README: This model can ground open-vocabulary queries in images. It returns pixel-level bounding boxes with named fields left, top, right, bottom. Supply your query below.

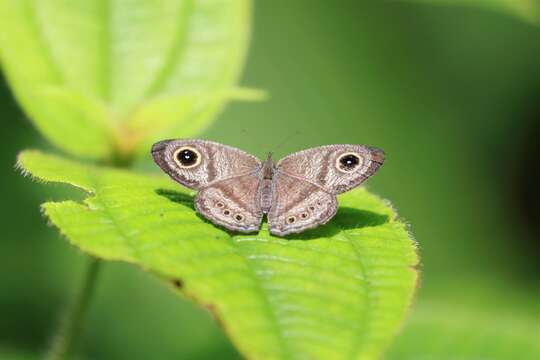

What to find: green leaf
left=403, top=0, right=540, bottom=25
left=18, top=150, right=419, bottom=360
left=0, top=0, right=251, bottom=160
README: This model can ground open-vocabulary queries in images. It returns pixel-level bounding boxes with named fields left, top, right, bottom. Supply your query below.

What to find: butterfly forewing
left=275, top=144, right=384, bottom=194
left=151, top=139, right=262, bottom=190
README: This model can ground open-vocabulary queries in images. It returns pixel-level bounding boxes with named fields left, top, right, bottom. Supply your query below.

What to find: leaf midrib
left=27, top=2, right=63, bottom=85
left=143, top=0, right=195, bottom=99
left=98, top=0, right=111, bottom=101
left=232, top=234, right=293, bottom=359
left=85, top=171, right=139, bottom=259
left=340, top=228, right=372, bottom=360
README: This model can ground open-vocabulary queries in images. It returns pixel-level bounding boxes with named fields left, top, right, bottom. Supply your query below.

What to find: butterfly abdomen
left=259, top=179, right=273, bottom=213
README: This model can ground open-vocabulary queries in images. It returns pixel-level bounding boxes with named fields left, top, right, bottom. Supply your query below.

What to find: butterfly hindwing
left=268, top=171, right=337, bottom=236
left=195, top=174, right=263, bottom=233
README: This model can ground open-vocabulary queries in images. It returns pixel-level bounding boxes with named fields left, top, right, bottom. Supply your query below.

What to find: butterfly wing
left=195, top=174, right=263, bottom=233
left=268, top=172, right=337, bottom=236
left=151, top=139, right=262, bottom=190
left=275, top=144, right=384, bottom=194
left=268, top=144, right=384, bottom=236
left=152, top=139, right=264, bottom=232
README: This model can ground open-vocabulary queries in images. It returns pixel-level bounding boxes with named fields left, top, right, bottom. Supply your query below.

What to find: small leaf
left=402, top=0, right=540, bottom=25
left=18, top=150, right=419, bottom=360
left=0, top=0, right=251, bottom=160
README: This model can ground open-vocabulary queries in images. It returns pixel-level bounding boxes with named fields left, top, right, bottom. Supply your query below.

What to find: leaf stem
left=46, top=257, right=102, bottom=360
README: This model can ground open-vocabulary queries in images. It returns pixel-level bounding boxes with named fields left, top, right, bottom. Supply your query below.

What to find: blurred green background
left=1, top=1, right=539, bottom=359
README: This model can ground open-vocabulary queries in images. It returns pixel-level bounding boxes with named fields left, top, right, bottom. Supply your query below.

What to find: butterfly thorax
left=260, top=152, right=274, bottom=213
left=262, top=152, right=274, bottom=179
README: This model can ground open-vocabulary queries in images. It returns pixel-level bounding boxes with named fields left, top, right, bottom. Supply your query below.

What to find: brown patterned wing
left=151, top=139, right=262, bottom=190
left=275, top=144, right=384, bottom=195
left=195, top=173, right=263, bottom=233
left=268, top=171, right=337, bottom=236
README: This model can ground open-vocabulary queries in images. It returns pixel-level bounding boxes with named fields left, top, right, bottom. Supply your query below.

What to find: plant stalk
left=46, top=257, right=101, bottom=360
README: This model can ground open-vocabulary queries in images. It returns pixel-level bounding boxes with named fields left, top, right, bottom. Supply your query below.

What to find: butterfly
left=151, top=139, right=384, bottom=236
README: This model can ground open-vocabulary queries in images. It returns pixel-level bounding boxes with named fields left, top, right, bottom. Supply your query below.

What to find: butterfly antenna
left=272, top=130, right=301, bottom=154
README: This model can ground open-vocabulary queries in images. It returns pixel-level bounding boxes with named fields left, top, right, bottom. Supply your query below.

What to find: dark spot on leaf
left=171, top=279, right=183, bottom=289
